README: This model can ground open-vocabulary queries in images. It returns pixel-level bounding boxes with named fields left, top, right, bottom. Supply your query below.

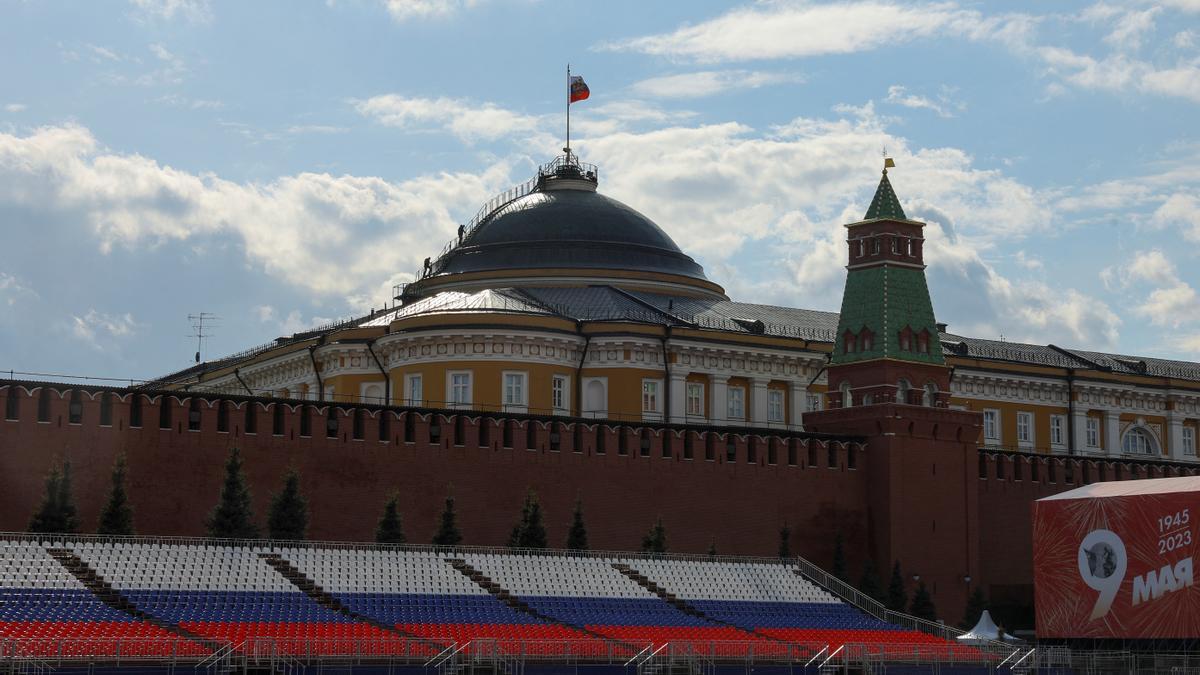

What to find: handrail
left=804, top=645, right=828, bottom=667
left=624, top=644, right=653, bottom=667
left=819, top=644, right=845, bottom=669
left=425, top=642, right=465, bottom=668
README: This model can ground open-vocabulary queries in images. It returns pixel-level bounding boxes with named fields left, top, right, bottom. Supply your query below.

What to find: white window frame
left=767, top=389, right=784, bottom=423
left=807, top=393, right=822, bottom=412
left=685, top=382, right=704, bottom=418
left=447, top=371, right=472, bottom=409
left=1086, top=417, right=1100, bottom=449
left=502, top=371, right=528, bottom=412
left=642, top=379, right=663, bottom=420
left=1184, top=426, right=1196, bottom=456
left=1122, top=427, right=1156, bottom=456
left=983, top=409, right=1000, bottom=443
left=1016, top=411, right=1033, bottom=447
left=840, top=382, right=852, bottom=408
left=551, top=375, right=569, bottom=414
left=1050, top=414, right=1065, bottom=448
left=404, top=374, right=423, bottom=407
left=727, top=386, right=746, bottom=420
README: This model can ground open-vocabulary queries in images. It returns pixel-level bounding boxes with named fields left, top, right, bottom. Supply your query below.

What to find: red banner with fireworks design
left=1033, top=480, right=1200, bottom=639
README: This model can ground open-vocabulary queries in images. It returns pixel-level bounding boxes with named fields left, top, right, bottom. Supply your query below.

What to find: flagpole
left=565, top=63, right=571, bottom=159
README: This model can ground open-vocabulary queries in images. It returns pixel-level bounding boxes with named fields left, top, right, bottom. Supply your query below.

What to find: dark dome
left=434, top=187, right=710, bottom=283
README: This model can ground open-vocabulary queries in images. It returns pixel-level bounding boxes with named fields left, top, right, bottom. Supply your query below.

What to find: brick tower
left=805, top=159, right=983, bottom=623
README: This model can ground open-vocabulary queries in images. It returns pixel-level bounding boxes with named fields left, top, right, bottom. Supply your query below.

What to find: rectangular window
left=768, top=390, right=784, bottom=423
left=642, top=380, right=661, bottom=415
left=1050, top=415, right=1065, bottom=446
left=983, top=409, right=999, bottom=442
left=503, top=372, right=527, bottom=409
left=1184, top=426, right=1196, bottom=456
left=1086, top=418, right=1100, bottom=448
left=727, top=386, right=745, bottom=420
left=552, top=375, right=568, bottom=413
left=807, top=394, right=821, bottom=412
left=448, top=372, right=471, bottom=407
left=1017, top=412, right=1032, bottom=445
left=405, top=374, right=423, bottom=406
left=685, top=383, right=704, bottom=417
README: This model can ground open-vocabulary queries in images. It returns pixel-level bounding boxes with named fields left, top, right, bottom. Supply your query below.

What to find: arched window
left=840, top=382, right=853, bottom=408
left=1121, top=427, right=1156, bottom=455
left=860, top=330, right=874, bottom=351
left=922, top=383, right=938, bottom=407
left=897, top=379, right=912, bottom=405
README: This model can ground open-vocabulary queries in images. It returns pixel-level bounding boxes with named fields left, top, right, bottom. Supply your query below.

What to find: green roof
left=831, top=266, right=945, bottom=366
left=864, top=170, right=906, bottom=220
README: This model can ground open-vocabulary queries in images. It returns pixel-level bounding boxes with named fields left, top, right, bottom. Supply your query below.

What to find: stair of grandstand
left=447, top=557, right=617, bottom=646
left=257, top=551, right=435, bottom=644
left=45, top=547, right=220, bottom=652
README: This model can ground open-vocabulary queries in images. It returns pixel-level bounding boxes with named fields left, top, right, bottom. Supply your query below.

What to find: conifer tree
left=857, top=556, right=885, bottom=604
left=375, top=494, right=406, bottom=544
left=206, top=448, right=260, bottom=539
left=960, top=586, right=988, bottom=629
left=28, top=464, right=63, bottom=533
left=778, top=522, right=792, bottom=559
left=432, top=494, right=462, bottom=546
left=886, top=561, right=908, bottom=613
left=909, top=581, right=937, bottom=621
left=641, top=517, right=668, bottom=554
left=267, top=470, right=308, bottom=540
left=831, top=531, right=848, bottom=582
left=565, top=499, right=588, bottom=551
left=508, top=489, right=548, bottom=549
left=56, top=460, right=79, bottom=534
left=97, top=455, right=134, bottom=535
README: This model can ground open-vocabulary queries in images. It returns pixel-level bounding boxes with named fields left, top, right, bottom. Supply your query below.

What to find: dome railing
left=413, top=155, right=602, bottom=284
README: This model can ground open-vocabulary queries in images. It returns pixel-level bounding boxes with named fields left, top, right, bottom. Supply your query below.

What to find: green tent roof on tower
left=864, top=170, right=906, bottom=220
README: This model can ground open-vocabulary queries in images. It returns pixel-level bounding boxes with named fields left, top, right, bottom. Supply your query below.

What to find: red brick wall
left=0, top=383, right=867, bottom=562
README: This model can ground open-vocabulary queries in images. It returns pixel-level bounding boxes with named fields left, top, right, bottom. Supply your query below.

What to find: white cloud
left=155, top=94, right=224, bottom=110
left=252, top=305, right=333, bottom=336
left=3, top=103, right=25, bottom=113
left=87, top=44, right=123, bottom=62
left=1101, top=249, right=1200, bottom=329
left=1103, top=7, right=1160, bottom=51
left=599, top=1, right=1035, bottom=63
left=1037, top=46, right=1200, bottom=103
left=286, top=124, right=350, bottom=135
left=381, top=0, right=483, bottom=22
left=1152, top=193, right=1200, bottom=240
left=128, top=0, right=212, bottom=23
left=0, top=272, right=36, bottom=307
left=884, top=85, right=964, bottom=118
left=0, top=124, right=514, bottom=303
left=354, top=94, right=541, bottom=143
left=70, top=309, right=139, bottom=350
left=631, top=70, right=803, bottom=99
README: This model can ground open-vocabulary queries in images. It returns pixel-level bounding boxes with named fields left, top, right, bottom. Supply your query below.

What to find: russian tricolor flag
left=569, top=75, right=589, bottom=104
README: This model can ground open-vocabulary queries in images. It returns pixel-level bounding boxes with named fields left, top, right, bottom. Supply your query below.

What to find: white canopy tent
left=957, top=610, right=1023, bottom=643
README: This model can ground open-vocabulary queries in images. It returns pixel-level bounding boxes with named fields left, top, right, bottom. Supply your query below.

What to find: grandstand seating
left=0, top=537, right=977, bottom=665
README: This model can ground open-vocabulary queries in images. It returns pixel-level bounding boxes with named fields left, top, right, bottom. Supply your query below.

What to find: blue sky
left=2, top=0, right=1200, bottom=382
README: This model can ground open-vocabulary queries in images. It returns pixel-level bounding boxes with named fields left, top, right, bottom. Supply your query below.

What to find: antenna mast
left=187, top=312, right=220, bottom=364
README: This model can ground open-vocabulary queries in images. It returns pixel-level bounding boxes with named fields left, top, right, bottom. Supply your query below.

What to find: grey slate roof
left=939, top=333, right=1093, bottom=369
